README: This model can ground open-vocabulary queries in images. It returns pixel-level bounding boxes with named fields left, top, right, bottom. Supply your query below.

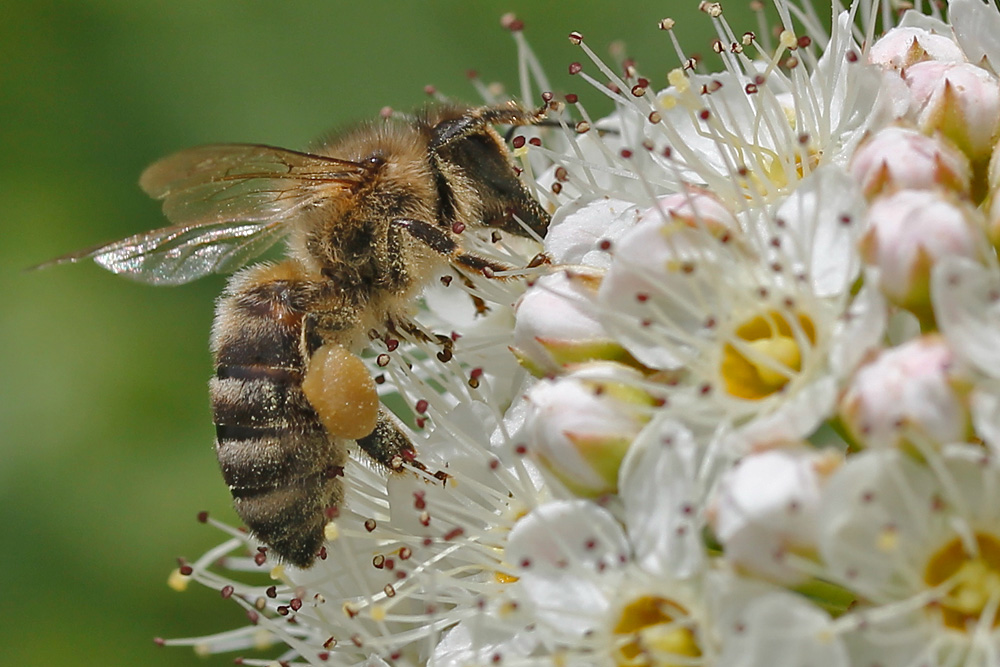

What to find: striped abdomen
left=209, top=263, right=345, bottom=568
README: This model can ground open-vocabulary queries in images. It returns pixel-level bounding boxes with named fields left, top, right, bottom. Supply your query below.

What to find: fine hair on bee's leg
left=384, top=316, right=455, bottom=362
left=391, top=218, right=516, bottom=278
left=356, top=406, right=416, bottom=469
left=356, top=407, right=450, bottom=484
left=430, top=103, right=547, bottom=152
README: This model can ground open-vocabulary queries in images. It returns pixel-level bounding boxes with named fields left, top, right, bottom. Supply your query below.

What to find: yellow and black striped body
left=209, top=263, right=348, bottom=567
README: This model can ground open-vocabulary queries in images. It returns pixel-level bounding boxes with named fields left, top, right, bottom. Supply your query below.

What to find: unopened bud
left=849, top=125, right=971, bottom=199
left=640, top=190, right=739, bottom=238
left=903, top=61, right=1000, bottom=162
left=859, top=190, right=982, bottom=316
left=868, top=27, right=965, bottom=70
left=512, top=271, right=629, bottom=376
left=524, top=363, right=653, bottom=496
left=710, top=446, right=841, bottom=584
left=839, top=335, right=972, bottom=451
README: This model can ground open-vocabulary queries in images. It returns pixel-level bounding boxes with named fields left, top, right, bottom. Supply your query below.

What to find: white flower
left=505, top=498, right=715, bottom=665
left=819, top=446, right=1000, bottom=666
left=581, top=167, right=882, bottom=448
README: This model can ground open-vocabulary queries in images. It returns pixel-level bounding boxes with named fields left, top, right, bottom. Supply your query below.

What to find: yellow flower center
left=924, top=532, right=1000, bottom=631
left=494, top=571, right=519, bottom=584
left=612, top=596, right=701, bottom=667
left=736, top=145, right=821, bottom=200
left=720, top=310, right=816, bottom=400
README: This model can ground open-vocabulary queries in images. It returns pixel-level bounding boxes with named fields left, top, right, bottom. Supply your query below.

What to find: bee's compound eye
left=366, top=154, right=386, bottom=167
left=302, top=344, right=379, bottom=440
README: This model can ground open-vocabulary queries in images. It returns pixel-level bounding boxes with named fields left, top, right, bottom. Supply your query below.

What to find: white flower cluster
left=163, top=1, right=1000, bottom=665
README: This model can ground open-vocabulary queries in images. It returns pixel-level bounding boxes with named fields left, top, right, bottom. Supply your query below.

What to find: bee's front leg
left=391, top=218, right=516, bottom=276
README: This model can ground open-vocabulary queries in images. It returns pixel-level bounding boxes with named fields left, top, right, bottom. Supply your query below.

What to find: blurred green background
left=3, top=1, right=750, bottom=664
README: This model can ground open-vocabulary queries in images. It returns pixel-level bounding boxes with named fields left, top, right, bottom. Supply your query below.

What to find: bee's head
left=428, top=105, right=550, bottom=240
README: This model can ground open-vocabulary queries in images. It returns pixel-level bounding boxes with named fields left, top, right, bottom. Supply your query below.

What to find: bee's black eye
left=366, top=154, right=386, bottom=167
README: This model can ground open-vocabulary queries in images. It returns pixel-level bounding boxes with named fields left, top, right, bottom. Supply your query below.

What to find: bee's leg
left=458, top=275, right=490, bottom=317
left=384, top=316, right=455, bottom=359
left=356, top=407, right=450, bottom=484
left=391, top=218, right=515, bottom=277
left=356, top=406, right=417, bottom=469
left=430, top=103, right=547, bottom=151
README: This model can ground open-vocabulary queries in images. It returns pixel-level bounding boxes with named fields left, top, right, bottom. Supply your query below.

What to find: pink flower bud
left=869, top=27, right=965, bottom=70
left=839, top=335, right=972, bottom=450
left=640, top=190, right=739, bottom=238
left=859, top=190, right=982, bottom=314
left=849, top=125, right=971, bottom=199
left=903, top=61, right=1000, bottom=162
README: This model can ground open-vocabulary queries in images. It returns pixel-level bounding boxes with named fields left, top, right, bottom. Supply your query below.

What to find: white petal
left=772, top=167, right=866, bottom=298
left=619, top=416, right=706, bottom=579
left=950, top=0, right=1000, bottom=74
left=432, top=619, right=537, bottom=667
left=828, top=282, right=888, bottom=375
left=972, top=381, right=1000, bottom=457
left=932, top=256, right=1000, bottom=377
left=506, top=499, right=628, bottom=573
left=717, top=591, right=848, bottom=667
left=545, top=197, right=640, bottom=269
left=732, top=375, right=838, bottom=450
left=818, top=449, right=939, bottom=599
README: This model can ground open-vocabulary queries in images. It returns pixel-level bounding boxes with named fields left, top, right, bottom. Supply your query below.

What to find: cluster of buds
left=853, top=40, right=996, bottom=319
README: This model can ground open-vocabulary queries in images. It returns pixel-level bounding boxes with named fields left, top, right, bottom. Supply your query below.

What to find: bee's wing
left=37, top=144, right=367, bottom=285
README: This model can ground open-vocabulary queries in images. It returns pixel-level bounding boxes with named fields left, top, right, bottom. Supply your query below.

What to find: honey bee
left=42, top=103, right=550, bottom=567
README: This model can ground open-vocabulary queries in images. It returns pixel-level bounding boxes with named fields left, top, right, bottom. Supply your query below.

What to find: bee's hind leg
left=356, top=407, right=450, bottom=484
